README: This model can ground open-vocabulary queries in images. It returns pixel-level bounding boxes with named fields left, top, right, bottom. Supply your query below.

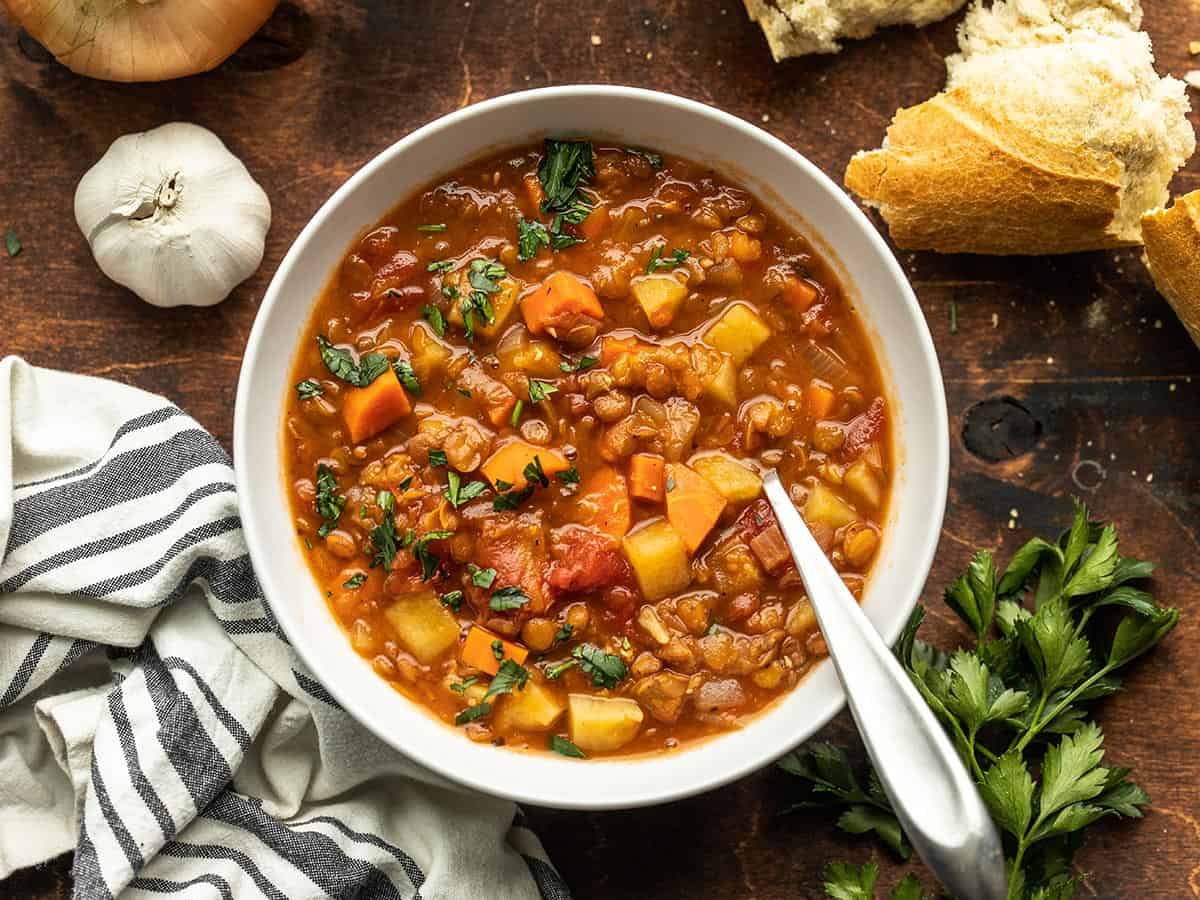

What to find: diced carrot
left=342, top=366, right=412, bottom=444
left=577, top=204, right=609, bottom=241
left=480, top=439, right=570, bottom=490
left=665, top=463, right=728, bottom=553
left=521, top=271, right=604, bottom=337
left=573, top=466, right=631, bottom=539
left=629, top=453, right=665, bottom=503
left=782, top=276, right=819, bottom=312
left=600, top=334, right=644, bottom=367
left=805, top=380, right=836, bottom=419
left=523, top=173, right=545, bottom=211
left=461, top=625, right=528, bottom=676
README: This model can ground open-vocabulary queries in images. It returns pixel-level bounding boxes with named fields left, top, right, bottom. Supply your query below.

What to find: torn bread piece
left=844, top=0, right=1195, bottom=254
left=743, top=0, right=968, bottom=60
left=1142, top=191, right=1200, bottom=349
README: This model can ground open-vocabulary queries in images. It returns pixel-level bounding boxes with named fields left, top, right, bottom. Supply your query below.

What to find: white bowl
left=234, top=85, right=948, bottom=810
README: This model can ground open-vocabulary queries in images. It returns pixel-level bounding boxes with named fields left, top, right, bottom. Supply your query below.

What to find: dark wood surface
left=2, top=2, right=1198, bottom=897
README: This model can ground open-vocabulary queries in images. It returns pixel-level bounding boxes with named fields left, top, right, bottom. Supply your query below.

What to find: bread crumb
left=591, top=34, right=602, bottom=46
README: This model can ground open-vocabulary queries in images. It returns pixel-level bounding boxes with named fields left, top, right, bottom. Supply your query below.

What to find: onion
left=6, top=0, right=278, bottom=82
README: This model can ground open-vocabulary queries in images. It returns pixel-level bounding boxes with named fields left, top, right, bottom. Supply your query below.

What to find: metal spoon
left=762, top=470, right=1008, bottom=900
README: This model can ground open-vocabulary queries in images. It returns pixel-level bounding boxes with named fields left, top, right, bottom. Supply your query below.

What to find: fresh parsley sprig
left=782, top=500, right=1178, bottom=900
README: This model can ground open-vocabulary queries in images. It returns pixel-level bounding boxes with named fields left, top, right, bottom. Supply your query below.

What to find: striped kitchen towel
left=0, top=357, right=570, bottom=900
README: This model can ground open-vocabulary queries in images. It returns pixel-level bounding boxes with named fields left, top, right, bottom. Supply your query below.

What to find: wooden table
left=3, top=2, right=1197, bottom=897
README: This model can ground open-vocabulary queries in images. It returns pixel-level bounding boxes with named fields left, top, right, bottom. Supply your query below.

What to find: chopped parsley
left=4, top=230, right=21, bottom=257
left=494, top=479, right=513, bottom=491
left=456, top=386, right=472, bottom=398
left=483, top=658, right=530, bottom=700
left=556, top=466, right=581, bottom=485
left=295, top=378, right=323, bottom=400
left=393, top=359, right=421, bottom=395
left=427, top=259, right=455, bottom=273
left=548, top=735, right=587, bottom=758
left=369, top=515, right=399, bottom=569
left=455, top=703, right=491, bottom=725
left=624, top=147, right=664, bottom=169
left=314, top=464, right=345, bottom=537
left=524, top=456, right=549, bottom=488
left=554, top=622, right=574, bottom=644
left=489, top=585, right=531, bottom=611
left=517, top=217, right=551, bottom=261
left=646, top=246, right=689, bottom=274
left=572, top=643, right=627, bottom=689
left=560, top=355, right=599, bottom=373
left=429, top=450, right=447, bottom=467
left=417, top=223, right=447, bottom=232
left=449, top=676, right=478, bottom=694
left=544, top=659, right=576, bottom=680
left=343, top=573, right=367, bottom=589
left=510, top=399, right=524, bottom=428
left=548, top=215, right=586, bottom=250
left=316, top=336, right=390, bottom=387
left=444, top=470, right=488, bottom=509
left=492, top=486, right=534, bottom=511
left=538, top=139, right=595, bottom=213
left=468, top=564, right=498, bottom=589
left=528, top=379, right=558, bottom=403
left=422, top=305, right=446, bottom=337
left=377, top=490, right=395, bottom=514
left=411, top=530, right=453, bottom=581
left=397, top=475, right=414, bottom=492
left=459, top=258, right=505, bottom=341
left=491, top=639, right=506, bottom=661
left=440, top=590, right=465, bottom=612
left=441, top=284, right=460, bottom=300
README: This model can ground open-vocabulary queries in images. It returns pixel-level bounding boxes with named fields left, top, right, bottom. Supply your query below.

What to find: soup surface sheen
left=284, top=140, right=891, bottom=758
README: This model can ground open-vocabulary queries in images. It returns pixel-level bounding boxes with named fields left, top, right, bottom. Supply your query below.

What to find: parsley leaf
left=468, top=564, right=497, bottom=589
left=483, top=658, right=530, bottom=700
left=489, top=585, right=530, bottom=611
left=295, top=378, right=323, bottom=400
left=555, top=465, right=580, bottom=485
left=560, top=355, right=599, bottom=373
left=646, top=245, right=689, bottom=274
left=423, top=305, right=447, bottom=337
left=493, top=484, right=535, bottom=511
left=822, top=862, right=878, bottom=900
left=517, top=217, right=551, bottom=261
left=458, top=258, right=505, bottom=341
left=528, top=379, right=558, bottom=403
left=428, top=259, right=455, bottom=273
left=429, top=450, right=447, bottom=467
left=369, top=515, right=399, bottom=569
left=411, top=530, right=452, bottom=581
left=538, top=139, right=595, bottom=213
left=491, top=639, right=506, bottom=661
left=786, top=500, right=1178, bottom=898
left=440, top=590, right=464, bottom=612
left=343, top=573, right=367, bottom=589
left=450, top=676, right=478, bottom=694
left=510, top=399, right=524, bottom=428
left=316, top=336, right=390, bottom=388
left=524, top=455, right=549, bottom=488
left=554, top=622, right=574, bottom=643
left=548, top=735, right=587, bottom=758
left=444, top=471, right=488, bottom=509
left=417, top=223, right=447, bottom=232
left=544, top=659, right=576, bottom=680
left=314, top=464, right=345, bottom=537
left=571, top=643, right=626, bottom=688
left=455, top=703, right=491, bottom=725
left=393, top=359, right=421, bottom=395
left=624, top=147, right=663, bottom=169
left=4, top=229, right=21, bottom=257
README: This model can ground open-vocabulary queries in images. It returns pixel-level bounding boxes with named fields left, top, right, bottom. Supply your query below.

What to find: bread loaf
left=844, top=0, right=1195, bottom=254
left=1142, top=191, right=1200, bottom=349
left=743, top=0, right=967, bottom=60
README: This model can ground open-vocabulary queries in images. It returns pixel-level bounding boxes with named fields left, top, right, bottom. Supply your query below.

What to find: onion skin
left=4, top=0, right=278, bottom=82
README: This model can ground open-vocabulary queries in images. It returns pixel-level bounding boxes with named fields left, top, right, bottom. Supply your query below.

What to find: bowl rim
left=234, top=84, right=949, bottom=809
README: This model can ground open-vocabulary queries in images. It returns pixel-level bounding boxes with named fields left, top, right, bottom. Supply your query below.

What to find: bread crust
left=844, top=89, right=1132, bottom=255
left=1141, top=191, right=1200, bottom=349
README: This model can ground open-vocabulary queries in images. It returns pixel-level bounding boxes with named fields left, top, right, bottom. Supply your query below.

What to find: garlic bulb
left=4, top=0, right=278, bottom=82
left=75, top=122, right=271, bottom=308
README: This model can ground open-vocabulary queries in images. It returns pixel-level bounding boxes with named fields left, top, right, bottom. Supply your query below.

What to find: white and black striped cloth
left=0, top=357, right=570, bottom=900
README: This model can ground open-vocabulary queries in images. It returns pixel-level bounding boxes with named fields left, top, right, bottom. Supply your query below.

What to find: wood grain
left=2, top=1, right=1197, bottom=897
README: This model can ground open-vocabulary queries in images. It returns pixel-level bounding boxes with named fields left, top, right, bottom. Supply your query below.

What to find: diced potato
left=844, top=458, right=884, bottom=509
left=702, top=355, right=738, bottom=407
left=631, top=274, right=688, bottom=329
left=690, top=453, right=763, bottom=503
left=495, top=679, right=566, bottom=732
left=804, top=482, right=858, bottom=530
left=567, top=694, right=644, bottom=752
left=702, top=303, right=771, bottom=365
left=622, top=519, right=692, bottom=601
left=409, top=321, right=453, bottom=380
left=447, top=274, right=522, bottom=340
left=636, top=605, right=671, bottom=644
left=509, top=340, right=564, bottom=378
left=384, top=591, right=460, bottom=664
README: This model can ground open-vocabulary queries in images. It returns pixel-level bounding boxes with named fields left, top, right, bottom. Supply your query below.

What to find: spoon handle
left=762, top=472, right=1008, bottom=900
